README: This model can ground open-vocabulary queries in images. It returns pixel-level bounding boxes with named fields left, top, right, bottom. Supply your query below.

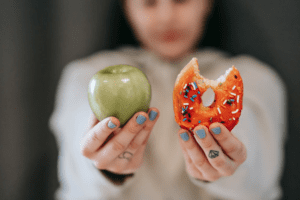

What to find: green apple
left=88, top=64, right=151, bottom=127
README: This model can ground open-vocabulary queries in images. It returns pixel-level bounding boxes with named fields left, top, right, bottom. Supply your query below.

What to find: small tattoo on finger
left=208, top=150, right=219, bottom=159
left=118, top=151, right=133, bottom=161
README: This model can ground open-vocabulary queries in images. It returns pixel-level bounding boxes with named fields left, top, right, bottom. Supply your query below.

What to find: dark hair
left=107, top=0, right=139, bottom=49
left=107, top=0, right=221, bottom=50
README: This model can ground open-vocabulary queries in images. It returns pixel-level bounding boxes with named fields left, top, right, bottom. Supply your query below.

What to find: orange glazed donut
left=173, top=58, right=243, bottom=132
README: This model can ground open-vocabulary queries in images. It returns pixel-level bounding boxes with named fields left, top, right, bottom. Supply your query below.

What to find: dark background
left=1, top=0, right=299, bottom=199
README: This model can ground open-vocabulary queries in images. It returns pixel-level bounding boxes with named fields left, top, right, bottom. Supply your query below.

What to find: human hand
left=80, top=108, right=159, bottom=175
left=178, top=123, right=247, bottom=182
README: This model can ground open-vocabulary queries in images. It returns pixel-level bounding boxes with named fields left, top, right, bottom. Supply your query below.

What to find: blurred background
left=1, top=0, right=300, bottom=199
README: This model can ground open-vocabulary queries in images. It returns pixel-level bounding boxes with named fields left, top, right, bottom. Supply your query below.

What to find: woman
left=49, top=0, right=287, bottom=199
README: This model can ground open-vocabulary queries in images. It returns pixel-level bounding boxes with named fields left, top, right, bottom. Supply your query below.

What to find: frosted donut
left=173, top=58, right=244, bottom=132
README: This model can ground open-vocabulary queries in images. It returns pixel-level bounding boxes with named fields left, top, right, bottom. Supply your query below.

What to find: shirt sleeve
left=188, top=56, right=288, bottom=200
left=48, top=60, right=137, bottom=200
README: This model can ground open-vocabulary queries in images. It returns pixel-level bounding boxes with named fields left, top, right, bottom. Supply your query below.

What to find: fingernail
left=196, top=129, right=206, bottom=139
left=180, top=132, right=189, bottom=141
left=136, top=115, right=146, bottom=125
left=212, top=127, right=221, bottom=135
left=108, top=120, right=117, bottom=129
left=149, top=110, right=158, bottom=121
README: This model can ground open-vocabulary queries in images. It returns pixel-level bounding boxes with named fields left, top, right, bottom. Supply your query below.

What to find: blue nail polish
left=108, top=120, right=116, bottom=128
left=196, top=129, right=206, bottom=139
left=136, top=115, right=146, bottom=125
left=149, top=110, right=158, bottom=121
left=180, top=132, right=189, bottom=141
left=212, top=127, right=221, bottom=135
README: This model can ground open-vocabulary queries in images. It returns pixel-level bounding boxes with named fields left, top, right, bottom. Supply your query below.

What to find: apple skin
left=88, top=64, right=151, bottom=127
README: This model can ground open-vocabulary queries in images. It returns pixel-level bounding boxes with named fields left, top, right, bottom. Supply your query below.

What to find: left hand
left=178, top=123, right=247, bottom=182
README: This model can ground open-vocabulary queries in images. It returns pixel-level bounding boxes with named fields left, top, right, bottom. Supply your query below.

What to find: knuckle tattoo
left=208, top=150, right=219, bottom=159
left=118, top=151, right=133, bottom=161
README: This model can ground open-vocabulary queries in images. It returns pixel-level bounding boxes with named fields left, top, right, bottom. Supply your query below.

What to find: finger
left=120, top=140, right=149, bottom=174
left=193, top=125, right=237, bottom=177
left=115, top=122, right=154, bottom=174
left=87, top=113, right=99, bottom=130
left=126, top=108, right=159, bottom=155
left=94, top=111, right=149, bottom=166
left=80, top=117, right=120, bottom=158
left=105, top=132, right=151, bottom=175
left=209, top=123, right=247, bottom=165
left=180, top=141, right=204, bottom=180
left=178, top=129, right=219, bottom=180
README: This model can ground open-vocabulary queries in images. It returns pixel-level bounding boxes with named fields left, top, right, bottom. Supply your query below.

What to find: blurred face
left=123, top=0, right=212, bottom=62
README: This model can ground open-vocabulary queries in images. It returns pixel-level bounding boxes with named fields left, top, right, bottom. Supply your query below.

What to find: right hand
left=80, top=108, right=159, bottom=175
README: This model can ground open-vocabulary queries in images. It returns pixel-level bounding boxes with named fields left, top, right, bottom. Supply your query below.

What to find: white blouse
left=49, top=46, right=287, bottom=200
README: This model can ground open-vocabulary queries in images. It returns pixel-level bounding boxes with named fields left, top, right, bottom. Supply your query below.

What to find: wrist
left=100, top=169, right=134, bottom=186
